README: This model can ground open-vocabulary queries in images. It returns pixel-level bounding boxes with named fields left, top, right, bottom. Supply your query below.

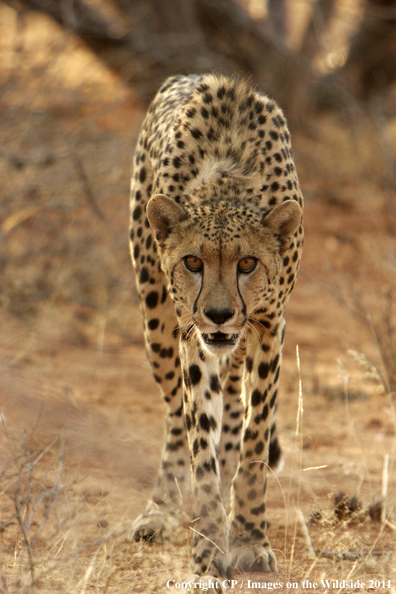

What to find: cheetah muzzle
left=129, top=73, right=304, bottom=590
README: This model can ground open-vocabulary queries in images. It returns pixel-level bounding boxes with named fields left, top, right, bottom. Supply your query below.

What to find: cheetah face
left=147, top=194, right=301, bottom=355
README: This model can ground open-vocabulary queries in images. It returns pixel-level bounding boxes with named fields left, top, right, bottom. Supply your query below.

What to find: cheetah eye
left=184, top=255, right=203, bottom=273
left=238, top=257, right=257, bottom=274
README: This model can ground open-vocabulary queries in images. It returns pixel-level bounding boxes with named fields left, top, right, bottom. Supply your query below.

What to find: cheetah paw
left=231, top=544, right=277, bottom=572
left=187, top=574, right=225, bottom=593
left=128, top=502, right=181, bottom=543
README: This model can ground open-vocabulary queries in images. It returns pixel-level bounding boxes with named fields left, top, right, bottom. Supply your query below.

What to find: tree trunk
left=299, top=0, right=337, bottom=60
left=11, top=0, right=315, bottom=114
left=338, top=0, right=396, bottom=100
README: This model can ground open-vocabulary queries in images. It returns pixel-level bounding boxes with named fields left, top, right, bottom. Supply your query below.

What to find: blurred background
left=0, top=1, right=396, bottom=591
left=1, top=0, right=395, bottom=370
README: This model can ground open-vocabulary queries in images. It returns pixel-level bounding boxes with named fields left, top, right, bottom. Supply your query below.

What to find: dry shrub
left=331, top=230, right=396, bottom=398
left=0, top=416, right=131, bottom=594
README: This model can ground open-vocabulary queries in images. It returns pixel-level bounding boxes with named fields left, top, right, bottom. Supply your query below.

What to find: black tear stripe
left=192, top=265, right=204, bottom=315
left=236, top=265, right=247, bottom=317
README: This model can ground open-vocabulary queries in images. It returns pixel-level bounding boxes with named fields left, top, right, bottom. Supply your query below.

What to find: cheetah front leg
left=180, top=337, right=231, bottom=589
left=129, top=301, right=190, bottom=542
left=129, top=277, right=190, bottom=542
left=130, top=164, right=192, bottom=542
left=229, top=318, right=285, bottom=573
left=218, top=347, right=245, bottom=505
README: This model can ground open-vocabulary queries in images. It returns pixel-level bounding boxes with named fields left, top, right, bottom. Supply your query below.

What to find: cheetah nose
left=204, top=307, right=234, bottom=325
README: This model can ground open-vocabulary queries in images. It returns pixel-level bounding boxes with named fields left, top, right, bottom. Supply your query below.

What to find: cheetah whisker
left=246, top=319, right=264, bottom=346
left=177, top=314, right=197, bottom=342
left=249, top=317, right=271, bottom=335
left=186, top=323, right=198, bottom=342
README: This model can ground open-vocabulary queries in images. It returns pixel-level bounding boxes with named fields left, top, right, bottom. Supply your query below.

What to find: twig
left=381, top=453, right=389, bottom=524
left=384, top=519, right=396, bottom=531
left=0, top=573, right=11, bottom=594
left=313, top=548, right=383, bottom=560
left=296, top=345, right=303, bottom=437
left=35, top=527, right=130, bottom=580
left=73, top=156, right=107, bottom=223
left=188, top=526, right=226, bottom=555
left=297, top=509, right=315, bottom=558
left=79, top=545, right=101, bottom=594
left=13, top=470, right=36, bottom=584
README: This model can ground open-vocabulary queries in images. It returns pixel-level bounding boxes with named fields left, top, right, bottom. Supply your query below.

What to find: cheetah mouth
left=202, top=332, right=238, bottom=346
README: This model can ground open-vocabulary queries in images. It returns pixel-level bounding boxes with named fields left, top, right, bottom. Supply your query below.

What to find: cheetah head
left=147, top=192, right=301, bottom=355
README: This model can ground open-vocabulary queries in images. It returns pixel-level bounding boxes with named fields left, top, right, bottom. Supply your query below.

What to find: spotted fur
left=129, top=74, right=304, bottom=587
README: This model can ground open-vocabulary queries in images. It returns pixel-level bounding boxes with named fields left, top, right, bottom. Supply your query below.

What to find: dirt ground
left=0, top=9, right=396, bottom=594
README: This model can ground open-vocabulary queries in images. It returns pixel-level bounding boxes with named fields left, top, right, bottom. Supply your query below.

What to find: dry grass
left=0, top=417, right=133, bottom=593
left=0, top=415, right=192, bottom=593
left=2, top=345, right=395, bottom=593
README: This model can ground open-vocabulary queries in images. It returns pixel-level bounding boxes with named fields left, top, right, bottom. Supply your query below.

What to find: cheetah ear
left=146, top=194, right=188, bottom=244
left=263, top=200, right=302, bottom=254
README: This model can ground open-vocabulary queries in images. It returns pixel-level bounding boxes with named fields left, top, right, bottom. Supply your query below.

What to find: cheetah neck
left=184, top=156, right=262, bottom=198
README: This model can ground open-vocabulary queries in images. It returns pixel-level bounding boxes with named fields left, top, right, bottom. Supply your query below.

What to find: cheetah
left=129, top=74, right=303, bottom=590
